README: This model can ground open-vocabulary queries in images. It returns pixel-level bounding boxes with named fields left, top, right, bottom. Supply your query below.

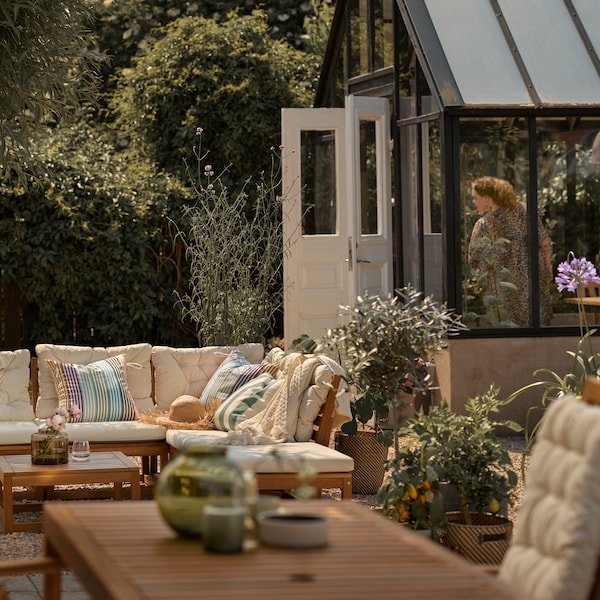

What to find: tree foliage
left=0, top=0, right=104, bottom=181
left=0, top=113, right=193, bottom=347
left=1, top=3, right=330, bottom=349
left=110, top=12, right=320, bottom=187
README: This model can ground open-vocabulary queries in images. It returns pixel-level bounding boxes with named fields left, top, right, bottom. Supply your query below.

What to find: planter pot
left=443, top=511, right=512, bottom=565
left=439, top=483, right=508, bottom=516
left=335, top=431, right=387, bottom=495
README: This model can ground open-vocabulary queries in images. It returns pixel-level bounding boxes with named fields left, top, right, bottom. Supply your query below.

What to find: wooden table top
left=43, top=500, right=525, bottom=600
left=0, top=452, right=138, bottom=477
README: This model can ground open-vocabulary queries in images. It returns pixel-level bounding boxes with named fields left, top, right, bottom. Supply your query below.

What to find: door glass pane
left=424, top=120, right=443, bottom=300
left=400, top=123, right=421, bottom=289
left=360, top=120, right=378, bottom=235
left=301, top=130, right=337, bottom=235
left=537, top=117, right=600, bottom=327
left=458, top=118, right=554, bottom=329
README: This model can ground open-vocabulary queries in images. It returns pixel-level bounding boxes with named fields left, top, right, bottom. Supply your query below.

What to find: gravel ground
left=0, top=436, right=528, bottom=562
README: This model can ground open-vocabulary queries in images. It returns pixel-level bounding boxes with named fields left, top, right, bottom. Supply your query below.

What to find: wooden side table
left=0, top=451, right=140, bottom=533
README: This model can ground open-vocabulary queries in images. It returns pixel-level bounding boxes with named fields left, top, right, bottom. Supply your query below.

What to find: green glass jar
left=31, top=431, right=69, bottom=465
left=156, top=444, right=245, bottom=539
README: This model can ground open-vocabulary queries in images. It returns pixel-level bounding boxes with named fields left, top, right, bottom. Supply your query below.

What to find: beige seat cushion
left=35, top=343, right=153, bottom=418
left=151, top=344, right=264, bottom=412
left=498, top=395, right=600, bottom=600
left=0, top=349, right=35, bottom=421
left=0, top=421, right=40, bottom=444
left=61, top=421, right=166, bottom=443
left=165, top=429, right=354, bottom=473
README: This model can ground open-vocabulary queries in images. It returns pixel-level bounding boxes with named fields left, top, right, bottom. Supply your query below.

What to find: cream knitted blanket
left=218, top=354, right=345, bottom=445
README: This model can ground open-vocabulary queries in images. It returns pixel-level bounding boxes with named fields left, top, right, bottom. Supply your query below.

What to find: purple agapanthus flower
left=555, top=253, right=600, bottom=293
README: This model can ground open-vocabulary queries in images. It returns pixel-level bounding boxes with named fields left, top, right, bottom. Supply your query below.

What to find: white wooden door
left=281, top=97, right=392, bottom=343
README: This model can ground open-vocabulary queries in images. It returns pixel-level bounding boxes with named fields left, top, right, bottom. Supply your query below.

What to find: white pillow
left=151, top=344, right=264, bottom=412
left=0, top=349, right=35, bottom=421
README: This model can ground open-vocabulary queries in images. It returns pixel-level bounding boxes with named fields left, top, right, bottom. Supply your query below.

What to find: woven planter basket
left=335, top=431, right=387, bottom=495
left=443, top=511, right=512, bottom=565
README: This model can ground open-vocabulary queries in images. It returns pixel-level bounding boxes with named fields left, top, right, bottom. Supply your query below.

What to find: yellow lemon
left=406, top=484, right=418, bottom=500
left=489, top=498, right=501, bottom=514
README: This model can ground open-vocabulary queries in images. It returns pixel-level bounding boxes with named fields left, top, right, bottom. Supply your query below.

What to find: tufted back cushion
left=0, top=349, right=35, bottom=421
left=151, top=344, right=264, bottom=412
left=498, top=395, right=600, bottom=600
left=35, top=343, right=153, bottom=418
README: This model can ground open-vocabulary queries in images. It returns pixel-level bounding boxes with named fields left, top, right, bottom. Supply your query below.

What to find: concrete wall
left=433, top=336, right=584, bottom=432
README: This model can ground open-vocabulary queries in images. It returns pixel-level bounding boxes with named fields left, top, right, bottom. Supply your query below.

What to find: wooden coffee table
left=0, top=451, right=141, bottom=533
left=42, top=500, right=526, bottom=600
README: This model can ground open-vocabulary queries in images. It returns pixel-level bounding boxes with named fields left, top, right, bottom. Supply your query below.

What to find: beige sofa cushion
left=35, top=343, right=153, bottom=418
left=165, top=429, right=354, bottom=473
left=498, top=395, right=600, bottom=600
left=0, top=421, right=40, bottom=444
left=151, top=344, right=264, bottom=412
left=0, top=349, right=35, bottom=421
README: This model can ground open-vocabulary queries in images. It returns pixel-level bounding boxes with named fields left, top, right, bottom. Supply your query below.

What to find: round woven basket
left=335, top=431, right=388, bottom=495
left=443, top=511, right=512, bottom=565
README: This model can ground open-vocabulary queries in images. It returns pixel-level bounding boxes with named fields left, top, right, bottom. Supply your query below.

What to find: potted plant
left=377, top=442, right=447, bottom=540
left=398, top=385, right=522, bottom=563
left=505, top=253, right=600, bottom=480
left=320, top=285, right=465, bottom=494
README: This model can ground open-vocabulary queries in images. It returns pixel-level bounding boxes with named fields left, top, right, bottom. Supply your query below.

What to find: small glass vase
left=156, top=444, right=245, bottom=539
left=31, top=431, right=69, bottom=465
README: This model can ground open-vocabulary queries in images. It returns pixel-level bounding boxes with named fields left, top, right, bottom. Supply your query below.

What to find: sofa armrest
left=311, top=374, right=341, bottom=446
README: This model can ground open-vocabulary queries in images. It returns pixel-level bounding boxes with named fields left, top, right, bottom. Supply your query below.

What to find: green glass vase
left=31, top=431, right=69, bottom=465
left=156, top=444, right=245, bottom=539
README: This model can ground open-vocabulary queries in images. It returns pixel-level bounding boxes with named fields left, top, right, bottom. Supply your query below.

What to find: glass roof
left=404, top=0, right=600, bottom=109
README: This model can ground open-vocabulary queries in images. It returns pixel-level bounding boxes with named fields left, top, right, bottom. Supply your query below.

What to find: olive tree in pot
left=320, top=286, right=465, bottom=494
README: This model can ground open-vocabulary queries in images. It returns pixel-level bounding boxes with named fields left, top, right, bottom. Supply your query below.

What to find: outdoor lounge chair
left=496, top=377, right=600, bottom=600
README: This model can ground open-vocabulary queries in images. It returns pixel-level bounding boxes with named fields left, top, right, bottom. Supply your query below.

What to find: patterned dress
left=469, top=203, right=552, bottom=326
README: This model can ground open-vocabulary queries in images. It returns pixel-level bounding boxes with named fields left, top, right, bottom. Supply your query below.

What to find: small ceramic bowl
left=256, top=511, right=329, bottom=548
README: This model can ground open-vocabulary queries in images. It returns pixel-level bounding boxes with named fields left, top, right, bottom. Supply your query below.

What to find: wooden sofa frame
left=3, top=360, right=353, bottom=498
left=167, top=374, right=353, bottom=499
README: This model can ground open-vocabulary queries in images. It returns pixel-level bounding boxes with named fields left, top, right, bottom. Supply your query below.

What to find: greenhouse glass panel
left=424, top=0, right=531, bottom=106
left=499, top=0, right=600, bottom=104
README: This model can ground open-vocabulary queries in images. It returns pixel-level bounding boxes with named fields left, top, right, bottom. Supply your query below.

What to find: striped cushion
left=212, top=372, right=278, bottom=431
left=46, top=355, right=137, bottom=422
left=199, top=349, right=278, bottom=409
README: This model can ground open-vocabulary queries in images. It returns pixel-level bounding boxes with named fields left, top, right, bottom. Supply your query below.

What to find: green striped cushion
left=46, top=355, right=137, bottom=422
left=212, top=372, right=278, bottom=431
left=200, top=349, right=278, bottom=409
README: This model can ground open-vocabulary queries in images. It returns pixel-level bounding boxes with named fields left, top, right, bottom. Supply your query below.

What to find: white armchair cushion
left=0, top=349, right=35, bottom=421
left=35, top=343, right=153, bottom=418
left=151, top=344, right=264, bottom=412
left=498, top=395, right=600, bottom=600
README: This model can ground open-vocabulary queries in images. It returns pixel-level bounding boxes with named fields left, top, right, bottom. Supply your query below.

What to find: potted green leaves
left=398, top=386, right=522, bottom=563
left=321, top=286, right=465, bottom=494
left=377, top=443, right=447, bottom=540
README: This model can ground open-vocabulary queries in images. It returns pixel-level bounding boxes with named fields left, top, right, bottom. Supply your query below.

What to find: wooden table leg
left=1, top=474, right=14, bottom=534
left=43, top=542, right=62, bottom=600
left=114, top=482, right=123, bottom=500
left=130, top=472, right=141, bottom=501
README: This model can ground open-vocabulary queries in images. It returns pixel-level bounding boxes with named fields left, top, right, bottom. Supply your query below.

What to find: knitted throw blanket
left=218, top=354, right=344, bottom=445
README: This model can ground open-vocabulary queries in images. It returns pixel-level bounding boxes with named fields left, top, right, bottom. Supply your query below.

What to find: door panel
left=346, top=96, right=393, bottom=301
left=282, top=97, right=392, bottom=343
left=281, top=108, right=348, bottom=342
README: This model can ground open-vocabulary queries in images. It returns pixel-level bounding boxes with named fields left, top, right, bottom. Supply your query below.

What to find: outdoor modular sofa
left=0, top=343, right=354, bottom=498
